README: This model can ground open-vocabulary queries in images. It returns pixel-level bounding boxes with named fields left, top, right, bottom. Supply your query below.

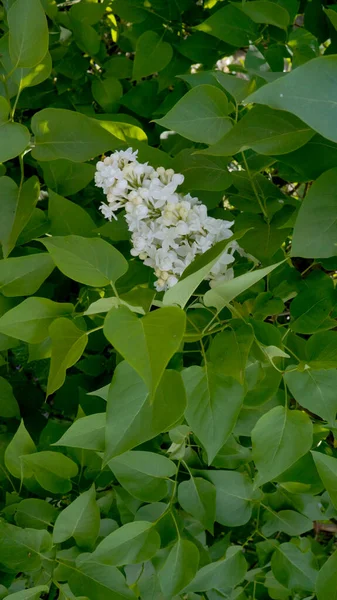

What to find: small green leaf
left=0, top=297, right=74, bottom=343
left=0, top=99, right=30, bottom=163
left=195, top=4, right=258, bottom=46
left=261, top=509, right=313, bottom=537
left=67, top=559, right=136, bottom=600
left=0, top=376, right=19, bottom=418
left=204, top=262, right=283, bottom=311
left=5, top=420, right=36, bottom=479
left=158, top=539, right=199, bottom=597
left=206, top=470, right=256, bottom=527
left=54, top=413, right=106, bottom=451
left=209, top=321, right=254, bottom=384
left=178, top=477, right=216, bottom=533
left=271, top=543, right=318, bottom=592
left=183, top=364, right=244, bottom=464
left=47, top=318, right=88, bottom=396
left=0, top=521, right=52, bottom=572
left=53, top=484, right=100, bottom=549
left=133, top=31, right=173, bottom=80
left=92, top=76, right=123, bottom=113
left=184, top=546, right=247, bottom=592
left=155, top=85, right=232, bottom=145
left=0, top=176, right=40, bottom=258
left=285, top=368, right=337, bottom=425
left=8, top=0, right=48, bottom=67
left=0, top=253, right=54, bottom=297
left=21, top=451, right=78, bottom=493
left=238, top=1, right=290, bottom=29
left=252, top=406, right=313, bottom=486
left=4, top=586, right=49, bottom=600
left=92, top=521, right=160, bottom=566
left=42, top=161, right=95, bottom=197
left=312, top=451, right=337, bottom=510
left=15, top=498, right=58, bottom=529
left=48, top=190, right=96, bottom=237
left=41, top=235, right=128, bottom=287
left=103, top=305, right=185, bottom=397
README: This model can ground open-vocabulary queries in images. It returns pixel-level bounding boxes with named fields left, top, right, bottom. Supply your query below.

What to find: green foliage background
left=0, top=0, right=337, bottom=598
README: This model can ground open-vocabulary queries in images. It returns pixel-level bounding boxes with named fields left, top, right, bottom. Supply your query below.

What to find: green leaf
left=290, top=272, right=335, bottom=334
left=0, top=176, right=40, bottom=258
left=204, top=262, right=284, bottom=311
left=316, top=549, right=337, bottom=600
left=182, top=364, right=244, bottom=464
left=105, top=363, right=186, bottom=461
left=13, top=53, right=52, bottom=90
left=0, top=253, right=54, bottom=297
left=103, top=305, right=185, bottom=397
left=92, top=76, right=123, bottom=113
left=173, top=149, right=232, bottom=191
left=4, top=586, right=49, bottom=600
left=195, top=4, right=258, bottom=46
left=202, top=106, right=314, bottom=156
left=184, top=546, right=247, bottom=592
left=0, top=376, right=19, bottom=418
left=238, top=1, right=290, bottom=29
left=42, top=161, right=95, bottom=197
left=178, top=477, right=216, bottom=533
left=91, top=521, right=160, bottom=566
left=0, top=521, right=52, bottom=572
left=247, top=56, right=337, bottom=144
left=8, top=0, right=48, bottom=68
left=108, top=450, right=176, bottom=502
left=209, top=321, right=254, bottom=384
left=133, top=31, right=173, bottom=80
left=206, top=470, right=256, bottom=527
left=158, top=539, right=199, bottom=597
left=324, top=6, right=337, bottom=30
left=67, top=559, right=136, bottom=600
left=53, top=484, right=100, bottom=549
left=292, top=167, right=337, bottom=258
left=21, top=450, right=78, bottom=493
left=47, top=318, right=88, bottom=396
left=285, top=369, right=337, bottom=425
left=306, top=331, right=337, bottom=368
left=0, top=98, right=30, bottom=163
left=5, top=420, right=36, bottom=478
left=54, top=413, right=106, bottom=451
left=15, top=498, right=58, bottom=529
left=312, top=451, right=337, bottom=510
left=252, top=406, right=313, bottom=486
left=41, top=235, right=128, bottom=287
left=261, top=509, right=313, bottom=537
left=271, top=543, right=318, bottom=592
left=155, top=85, right=232, bottom=145
left=31, top=108, right=120, bottom=161
left=0, top=297, right=74, bottom=343
left=48, top=190, right=96, bottom=236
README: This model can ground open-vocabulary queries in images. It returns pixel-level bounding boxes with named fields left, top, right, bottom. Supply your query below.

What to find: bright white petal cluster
left=95, top=148, right=243, bottom=291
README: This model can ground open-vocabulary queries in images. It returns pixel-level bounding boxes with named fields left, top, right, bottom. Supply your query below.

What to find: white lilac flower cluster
left=95, top=148, right=243, bottom=292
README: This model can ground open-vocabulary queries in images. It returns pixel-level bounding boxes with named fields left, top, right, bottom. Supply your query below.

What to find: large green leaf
left=195, top=4, right=258, bottom=46
left=21, top=451, right=78, bottom=493
left=4, top=586, right=49, bottom=600
left=47, top=318, right=88, bottom=396
left=0, top=521, right=52, bottom=572
left=15, top=498, right=58, bottom=530
left=204, top=262, right=283, bottom=311
left=0, top=98, right=30, bottom=163
left=67, top=559, right=136, bottom=600
left=271, top=543, right=318, bottom=592
left=0, top=376, right=19, bottom=418
left=105, top=363, right=186, bottom=461
left=41, top=235, right=128, bottom=287
left=182, top=364, right=244, bottom=464
left=206, top=470, right=257, bottom=527
left=247, top=56, right=337, bottom=144
left=316, top=549, right=337, bottom=600
left=158, top=539, right=199, bottom=597
left=285, top=368, right=337, bottom=425
left=48, top=190, right=96, bottom=236
left=133, top=31, right=173, bottom=80
left=4, top=420, right=36, bottom=479
left=289, top=272, right=335, bottom=334
left=209, top=321, right=254, bottom=384
left=91, top=521, right=160, bottom=566
left=261, top=509, right=313, bottom=537
left=0, top=298, right=74, bottom=343
left=0, top=253, right=54, bottom=297
left=292, top=167, right=337, bottom=258
left=184, top=546, right=247, bottom=592
left=53, top=484, right=100, bottom=549
left=92, top=76, right=123, bottom=113
left=42, top=160, right=95, bottom=197
left=202, top=106, right=314, bottom=156
left=31, top=108, right=120, bottom=161
left=54, top=413, right=106, bottom=451
left=172, top=149, right=232, bottom=191
left=104, top=305, right=185, bottom=397
left=0, top=176, right=40, bottom=258
left=155, top=85, right=232, bottom=145
left=306, top=331, right=337, bottom=368
left=238, top=0, right=290, bottom=29
left=252, top=406, right=313, bottom=486
left=8, top=0, right=48, bottom=68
